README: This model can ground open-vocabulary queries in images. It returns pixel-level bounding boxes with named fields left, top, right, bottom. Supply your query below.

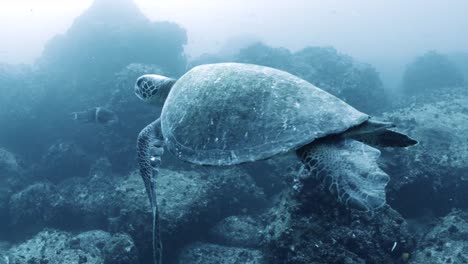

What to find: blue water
left=0, top=0, right=467, bottom=263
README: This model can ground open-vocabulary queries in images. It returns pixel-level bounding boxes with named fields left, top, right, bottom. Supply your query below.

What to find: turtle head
left=134, top=74, right=176, bottom=106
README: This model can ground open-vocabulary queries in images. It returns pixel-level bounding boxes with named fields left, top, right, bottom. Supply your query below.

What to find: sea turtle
left=134, top=63, right=417, bottom=264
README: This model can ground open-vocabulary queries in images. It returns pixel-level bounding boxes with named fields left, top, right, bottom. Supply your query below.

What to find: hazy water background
left=0, top=0, right=467, bottom=263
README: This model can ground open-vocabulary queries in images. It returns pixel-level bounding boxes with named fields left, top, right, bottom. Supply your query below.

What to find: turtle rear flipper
left=343, top=119, right=418, bottom=147
left=350, top=129, right=418, bottom=148
left=137, top=118, right=164, bottom=264
left=297, top=139, right=390, bottom=212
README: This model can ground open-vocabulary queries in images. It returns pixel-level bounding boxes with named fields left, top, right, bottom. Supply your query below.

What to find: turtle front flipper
left=297, top=138, right=390, bottom=212
left=137, top=118, right=164, bottom=264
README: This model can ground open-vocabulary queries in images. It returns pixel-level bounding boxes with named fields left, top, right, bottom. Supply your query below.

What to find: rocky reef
left=191, top=42, right=388, bottom=114
left=0, top=0, right=468, bottom=263
left=401, top=51, right=464, bottom=95
left=6, top=229, right=139, bottom=264
left=410, top=210, right=468, bottom=264
left=382, top=88, right=468, bottom=217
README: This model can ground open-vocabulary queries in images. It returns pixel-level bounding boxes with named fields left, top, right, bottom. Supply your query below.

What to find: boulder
left=410, top=210, right=468, bottom=264
left=208, top=215, right=264, bottom=248
left=38, top=141, right=91, bottom=182
left=6, top=229, right=138, bottom=264
left=381, top=89, right=468, bottom=216
left=109, top=167, right=266, bottom=262
left=178, top=243, right=265, bottom=264
left=8, top=183, right=66, bottom=236
left=263, top=179, right=414, bottom=264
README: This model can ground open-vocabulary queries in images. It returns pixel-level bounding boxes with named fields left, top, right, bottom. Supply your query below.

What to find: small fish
left=72, top=107, right=118, bottom=125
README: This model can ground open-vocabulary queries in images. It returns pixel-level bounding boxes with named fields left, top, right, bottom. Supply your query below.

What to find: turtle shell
left=161, top=63, right=368, bottom=165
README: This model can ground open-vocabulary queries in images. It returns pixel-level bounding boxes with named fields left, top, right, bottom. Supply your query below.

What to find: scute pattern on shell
left=161, top=63, right=369, bottom=165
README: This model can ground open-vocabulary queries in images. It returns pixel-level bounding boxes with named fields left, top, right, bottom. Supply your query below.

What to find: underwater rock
left=58, top=172, right=116, bottom=229
left=6, top=165, right=265, bottom=261
left=0, top=148, right=20, bottom=175
left=70, top=230, right=112, bottom=257
left=208, top=215, right=264, bottom=248
left=109, top=167, right=266, bottom=262
left=0, top=64, right=36, bottom=131
left=8, top=230, right=101, bottom=264
left=449, top=52, right=468, bottom=81
left=6, top=229, right=138, bottom=264
left=38, top=0, right=187, bottom=80
left=89, top=157, right=112, bottom=178
left=236, top=42, right=294, bottom=73
left=263, top=179, right=414, bottom=264
left=38, top=140, right=91, bottom=182
left=102, top=233, right=140, bottom=264
left=8, top=183, right=66, bottom=236
left=0, top=0, right=188, bottom=173
left=178, top=243, right=265, bottom=264
left=239, top=154, right=296, bottom=198
left=381, top=89, right=468, bottom=216
left=9, top=169, right=115, bottom=236
left=0, top=241, right=10, bottom=263
left=191, top=43, right=388, bottom=113
left=401, top=51, right=464, bottom=95
left=410, top=210, right=468, bottom=264
left=0, top=191, right=10, bottom=236
left=292, top=46, right=388, bottom=114
left=0, top=148, right=25, bottom=237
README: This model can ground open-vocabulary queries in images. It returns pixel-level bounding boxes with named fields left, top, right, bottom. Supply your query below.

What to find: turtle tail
left=137, top=118, right=164, bottom=264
